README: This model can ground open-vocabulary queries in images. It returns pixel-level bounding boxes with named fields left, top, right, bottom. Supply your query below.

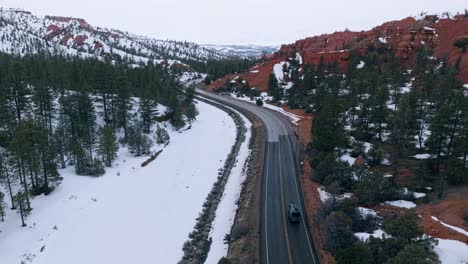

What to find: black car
left=287, top=202, right=301, bottom=223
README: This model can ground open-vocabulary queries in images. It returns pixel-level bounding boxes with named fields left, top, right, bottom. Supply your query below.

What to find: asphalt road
left=196, top=89, right=319, bottom=264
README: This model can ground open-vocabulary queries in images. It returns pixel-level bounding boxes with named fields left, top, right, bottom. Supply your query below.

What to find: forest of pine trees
left=283, top=47, right=467, bottom=263
left=0, top=52, right=198, bottom=226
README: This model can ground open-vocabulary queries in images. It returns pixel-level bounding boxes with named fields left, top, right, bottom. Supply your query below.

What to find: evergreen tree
left=0, top=191, right=5, bottom=221
left=312, top=95, right=348, bottom=152
left=14, top=191, right=29, bottom=227
left=268, top=73, right=282, bottom=102
left=99, top=126, right=119, bottom=167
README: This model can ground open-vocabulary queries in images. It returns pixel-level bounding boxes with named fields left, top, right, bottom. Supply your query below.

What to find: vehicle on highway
left=287, top=202, right=301, bottom=223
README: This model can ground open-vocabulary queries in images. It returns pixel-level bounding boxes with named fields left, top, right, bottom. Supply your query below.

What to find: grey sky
left=0, top=0, right=466, bottom=45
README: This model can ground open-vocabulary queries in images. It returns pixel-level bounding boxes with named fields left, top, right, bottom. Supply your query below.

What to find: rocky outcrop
left=45, top=16, right=94, bottom=30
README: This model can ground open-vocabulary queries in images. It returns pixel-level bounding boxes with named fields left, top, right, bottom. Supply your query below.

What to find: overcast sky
left=0, top=0, right=466, bottom=45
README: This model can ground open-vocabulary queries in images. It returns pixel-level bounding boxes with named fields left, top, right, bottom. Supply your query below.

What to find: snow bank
left=384, top=200, right=416, bottom=208
left=340, top=154, right=356, bottom=166
left=434, top=238, right=468, bottom=264
left=0, top=101, right=237, bottom=264
left=262, top=104, right=302, bottom=125
left=355, top=229, right=388, bottom=241
left=318, top=186, right=331, bottom=202
left=205, top=109, right=252, bottom=264
left=273, top=63, right=284, bottom=81
left=296, top=53, right=303, bottom=65
left=431, top=217, right=468, bottom=236
left=413, top=154, right=431, bottom=159
left=357, top=61, right=365, bottom=69
left=357, top=207, right=378, bottom=217
left=413, top=192, right=426, bottom=199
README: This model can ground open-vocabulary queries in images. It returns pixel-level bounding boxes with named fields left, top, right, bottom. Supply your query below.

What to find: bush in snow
left=255, top=98, right=263, bottom=106
left=354, top=172, right=400, bottom=206
left=366, top=147, right=384, bottom=167
left=383, top=209, right=422, bottom=241
left=156, top=126, right=170, bottom=145
left=128, top=127, right=153, bottom=156
left=218, top=257, right=232, bottom=264
left=351, top=141, right=365, bottom=158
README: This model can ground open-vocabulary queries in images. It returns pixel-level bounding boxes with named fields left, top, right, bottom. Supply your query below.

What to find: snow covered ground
left=0, top=101, right=241, bottom=264
left=435, top=238, right=468, bottom=264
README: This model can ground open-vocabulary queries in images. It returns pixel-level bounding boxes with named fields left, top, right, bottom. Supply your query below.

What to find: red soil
left=417, top=186, right=468, bottom=243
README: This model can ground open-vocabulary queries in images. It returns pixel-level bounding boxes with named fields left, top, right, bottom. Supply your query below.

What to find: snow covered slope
left=0, top=100, right=238, bottom=264
left=0, top=8, right=226, bottom=67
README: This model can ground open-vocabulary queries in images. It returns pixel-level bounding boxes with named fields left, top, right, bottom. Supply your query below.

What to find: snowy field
left=0, top=101, right=242, bottom=264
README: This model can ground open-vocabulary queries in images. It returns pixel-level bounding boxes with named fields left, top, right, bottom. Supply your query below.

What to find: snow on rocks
left=273, top=62, right=286, bottom=81
left=0, top=101, right=237, bottom=264
left=384, top=200, right=417, bottom=209
left=318, top=186, right=332, bottom=202
left=317, top=186, right=353, bottom=203
left=357, top=207, right=378, bottom=217
left=434, top=238, right=468, bottom=264
left=431, top=217, right=468, bottom=236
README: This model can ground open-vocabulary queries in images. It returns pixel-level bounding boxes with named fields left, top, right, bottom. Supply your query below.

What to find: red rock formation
left=61, top=33, right=73, bottom=45
left=209, top=15, right=468, bottom=92
left=74, top=35, right=88, bottom=46
left=45, top=16, right=94, bottom=31
left=46, top=24, right=60, bottom=32
left=94, top=41, right=103, bottom=49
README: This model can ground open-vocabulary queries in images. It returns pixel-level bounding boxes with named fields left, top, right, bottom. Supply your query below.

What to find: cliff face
left=209, top=15, right=468, bottom=92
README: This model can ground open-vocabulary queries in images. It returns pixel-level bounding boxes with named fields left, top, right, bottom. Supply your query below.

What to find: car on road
left=287, top=202, right=301, bottom=223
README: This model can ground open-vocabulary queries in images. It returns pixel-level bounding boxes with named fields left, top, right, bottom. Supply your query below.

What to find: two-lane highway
left=196, top=89, right=319, bottom=264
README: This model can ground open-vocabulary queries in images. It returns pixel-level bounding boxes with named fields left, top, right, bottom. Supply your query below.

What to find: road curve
left=196, top=89, right=319, bottom=264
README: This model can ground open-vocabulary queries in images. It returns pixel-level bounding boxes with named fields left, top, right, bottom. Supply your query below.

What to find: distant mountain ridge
left=202, top=44, right=279, bottom=57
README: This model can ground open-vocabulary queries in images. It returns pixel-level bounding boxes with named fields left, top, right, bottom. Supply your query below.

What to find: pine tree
left=0, top=192, right=5, bottom=221
left=185, top=103, right=199, bottom=123
left=140, top=96, right=157, bottom=134
left=128, top=120, right=153, bottom=156
left=14, top=191, right=29, bottom=227
left=369, top=85, right=390, bottom=140
left=390, top=92, right=419, bottom=158
left=99, top=126, right=119, bottom=167
left=268, top=73, right=282, bottom=102
left=312, top=95, right=348, bottom=152
left=0, top=153, right=16, bottom=209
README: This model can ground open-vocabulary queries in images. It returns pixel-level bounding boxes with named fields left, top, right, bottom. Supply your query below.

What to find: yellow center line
left=279, top=140, right=294, bottom=264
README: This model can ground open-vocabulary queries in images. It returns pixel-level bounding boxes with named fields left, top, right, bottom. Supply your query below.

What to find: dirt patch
left=417, top=185, right=468, bottom=243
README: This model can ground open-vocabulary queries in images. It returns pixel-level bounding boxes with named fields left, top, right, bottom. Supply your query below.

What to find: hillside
left=207, top=14, right=468, bottom=91
left=0, top=8, right=229, bottom=80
